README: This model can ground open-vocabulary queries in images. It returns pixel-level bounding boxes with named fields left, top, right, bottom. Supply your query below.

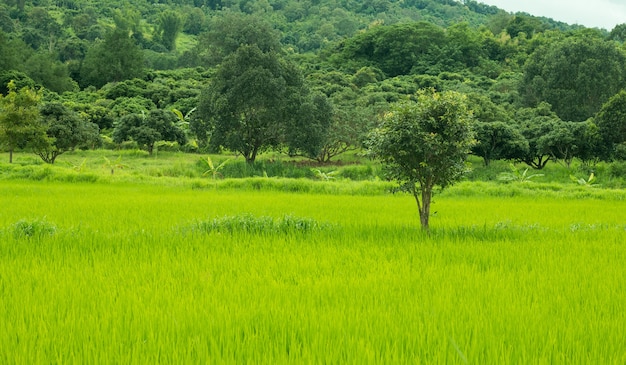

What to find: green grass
left=1, top=179, right=626, bottom=363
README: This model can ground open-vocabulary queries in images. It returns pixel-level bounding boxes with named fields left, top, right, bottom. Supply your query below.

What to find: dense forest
left=2, top=0, right=626, bottom=167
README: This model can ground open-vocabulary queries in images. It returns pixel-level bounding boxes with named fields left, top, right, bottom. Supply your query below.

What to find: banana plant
left=497, top=163, right=543, bottom=183
left=312, top=168, right=338, bottom=181
left=570, top=173, right=599, bottom=187
left=103, top=155, right=128, bottom=175
left=201, top=156, right=230, bottom=180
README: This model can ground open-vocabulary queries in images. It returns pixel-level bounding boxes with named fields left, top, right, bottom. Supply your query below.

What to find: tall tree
left=198, top=45, right=311, bottom=163
left=595, top=90, right=626, bottom=160
left=333, top=21, right=446, bottom=76
left=195, top=13, right=281, bottom=66
left=155, top=10, right=184, bottom=51
left=0, top=81, right=45, bottom=163
left=520, top=35, right=626, bottom=122
left=34, top=102, right=100, bottom=164
left=472, top=121, right=528, bottom=166
left=80, top=29, right=144, bottom=88
left=367, top=90, right=475, bottom=231
left=23, top=52, right=78, bottom=93
left=285, top=91, right=334, bottom=159
left=514, top=103, right=561, bottom=169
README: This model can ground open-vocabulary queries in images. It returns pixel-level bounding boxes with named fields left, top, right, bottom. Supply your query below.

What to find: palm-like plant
left=497, top=163, right=544, bottom=183
left=201, top=156, right=230, bottom=180
left=570, top=173, right=599, bottom=187
left=103, top=156, right=128, bottom=175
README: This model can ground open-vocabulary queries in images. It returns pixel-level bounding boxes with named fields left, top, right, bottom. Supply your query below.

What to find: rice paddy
left=1, top=173, right=625, bottom=363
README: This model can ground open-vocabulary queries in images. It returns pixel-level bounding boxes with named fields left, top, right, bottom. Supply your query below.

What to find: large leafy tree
left=368, top=90, right=475, bottom=231
left=197, top=45, right=312, bottom=163
left=472, top=121, right=528, bottom=166
left=573, top=120, right=603, bottom=166
left=35, top=102, right=100, bottom=164
left=520, top=35, right=626, bottom=122
left=333, top=21, right=446, bottom=76
left=155, top=10, right=183, bottom=51
left=0, top=81, right=45, bottom=163
left=285, top=91, right=334, bottom=159
left=514, top=104, right=562, bottom=169
left=23, top=52, right=77, bottom=93
left=315, top=101, right=376, bottom=163
left=536, top=120, right=580, bottom=168
left=194, top=12, right=281, bottom=67
left=80, top=29, right=144, bottom=88
left=595, top=90, right=626, bottom=160
left=113, top=109, right=186, bottom=155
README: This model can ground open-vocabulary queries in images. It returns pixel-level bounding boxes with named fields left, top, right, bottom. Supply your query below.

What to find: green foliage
left=285, top=91, right=334, bottom=159
left=521, top=35, right=626, bottom=122
left=155, top=10, right=184, bottom=51
left=0, top=81, right=46, bottom=163
left=514, top=104, right=560, bottom=169
left=333, top=21, right=446, bottom=76
left=102, top=155, right=128, bottom=175
left=608, top=23, right=626, bottom=42
left=188, top=213, right=326, bottom=235
left=472, top=121, right=528, bottom=166
left=113, top=109, right=186, bottom=155
left=596, top=90, right=626, bottom=159
left=23, top=52, right=77, bottom=93
left=193, top=12, right=281, bottom=67
left=506, top=14, right=545, bottom=38
left=497, top=163, right=544, bottom=183
left=0, top=70, right=35, bottom=95
left=34, top=102, right=100, bottom=164
left=570, top=172, right=598, bottom=187
left=312, top=168, right=338, bottom=181
left=198, top=45, right=312, bottom=163
left=79, top=29, right=144, bottom=88
left=10, top=218, right=57, bottom=240
left=368, top=89, right=474, bottom=230
left=0, top=0, right=618, bottom=172
left=200, top=155, right=230, bottom=180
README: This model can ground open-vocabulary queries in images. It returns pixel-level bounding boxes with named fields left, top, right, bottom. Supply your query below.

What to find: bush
left=11, top=218, right=57, bottom=240
left=339, top=164, right=379, bottom=180
left=154, top=141, right=180, bottom=152
left=608, top=161, right=626, bottom=179
left=215, top=159, right=315, bottom=179
left=187, top=213, right=328, bottom=235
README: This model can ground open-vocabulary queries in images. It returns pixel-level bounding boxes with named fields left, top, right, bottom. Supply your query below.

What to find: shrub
left=339, top=164, right=379, bottom=180
left=608, top=161, right=626, bottom=179
left=11, top=218, right=57, bottom=239
left=187, top=213, right=328, bottom=235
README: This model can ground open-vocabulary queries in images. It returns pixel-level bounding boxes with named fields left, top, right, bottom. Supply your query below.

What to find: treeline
left=1, top=0, right=626, bottom=168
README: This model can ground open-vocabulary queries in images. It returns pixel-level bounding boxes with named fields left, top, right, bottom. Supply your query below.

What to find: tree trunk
left=247, top=146, right=259, bottom=164
left=420, top=188, right=432, bottom=231
left=413, top=185, right=432, bottom=232
left=9, top=149, right=13, bottom=163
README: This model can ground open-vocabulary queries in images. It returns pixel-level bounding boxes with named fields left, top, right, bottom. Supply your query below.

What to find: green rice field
left=1, top=174, right=626, bottom=364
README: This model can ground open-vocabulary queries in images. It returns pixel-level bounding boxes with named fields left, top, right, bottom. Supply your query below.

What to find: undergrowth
left=185, top=213, right=330, bottom=235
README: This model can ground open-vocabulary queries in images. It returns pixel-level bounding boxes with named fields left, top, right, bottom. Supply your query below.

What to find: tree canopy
left=520, top=35, right=626, bottom=122
left=1, top=0, right=625, bottom=168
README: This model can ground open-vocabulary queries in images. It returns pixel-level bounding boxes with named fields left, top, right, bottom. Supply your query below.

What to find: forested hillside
left=2, top=0, right=626, bottom=167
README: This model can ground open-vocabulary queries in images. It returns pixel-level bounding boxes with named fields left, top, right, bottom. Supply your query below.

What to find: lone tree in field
left=368, top=90, right=474, bottom=231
